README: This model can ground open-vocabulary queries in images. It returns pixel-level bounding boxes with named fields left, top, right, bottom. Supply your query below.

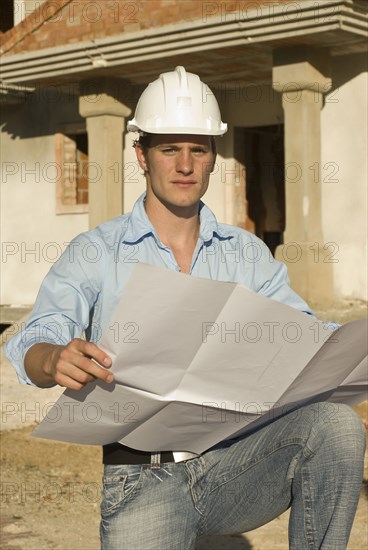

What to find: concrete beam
left=1, top=1, right=366, bottom=83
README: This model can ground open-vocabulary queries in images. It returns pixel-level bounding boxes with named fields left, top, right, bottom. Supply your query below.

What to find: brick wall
left=0, top=0, right=72, bottom=53
left=1, top=0, right=293, bottom=55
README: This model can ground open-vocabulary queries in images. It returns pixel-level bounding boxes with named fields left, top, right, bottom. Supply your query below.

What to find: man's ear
left=135, top=143, right=149, bottom=173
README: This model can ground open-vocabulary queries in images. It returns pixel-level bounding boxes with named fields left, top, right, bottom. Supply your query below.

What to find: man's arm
left=24, top=339, right=113, bottom=390
left=4, top=231, right=115, bottom=387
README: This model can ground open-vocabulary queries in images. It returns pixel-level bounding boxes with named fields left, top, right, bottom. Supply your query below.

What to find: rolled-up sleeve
left=4, top=233, right=104, bottom=385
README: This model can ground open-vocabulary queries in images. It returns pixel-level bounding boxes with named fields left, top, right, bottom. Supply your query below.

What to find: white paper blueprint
left=33, top=263, right=367, bottom=453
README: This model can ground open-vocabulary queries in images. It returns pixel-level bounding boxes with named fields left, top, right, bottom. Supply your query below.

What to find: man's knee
left=310, top=402, right=365, bottom=432
left=303, top=402, right=366, bottom=458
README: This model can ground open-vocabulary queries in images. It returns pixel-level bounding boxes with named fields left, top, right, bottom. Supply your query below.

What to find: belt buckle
left=172, top=451, right=199, bottom=463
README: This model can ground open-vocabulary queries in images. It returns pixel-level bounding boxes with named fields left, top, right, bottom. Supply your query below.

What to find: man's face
left=135, top=134, right=216, bottom=213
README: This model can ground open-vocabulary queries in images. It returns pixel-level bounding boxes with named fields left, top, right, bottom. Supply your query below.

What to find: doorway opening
left=235, top=125, right=285, bottom=256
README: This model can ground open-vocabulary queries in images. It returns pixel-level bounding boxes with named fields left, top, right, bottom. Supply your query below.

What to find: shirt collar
left=123, top=192, right=233, bottom=244
left=122, top=193, right=156, bottom=243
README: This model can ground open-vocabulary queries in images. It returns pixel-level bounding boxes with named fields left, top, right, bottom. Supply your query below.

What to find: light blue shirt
left=5, top=193, right=318, bottom=385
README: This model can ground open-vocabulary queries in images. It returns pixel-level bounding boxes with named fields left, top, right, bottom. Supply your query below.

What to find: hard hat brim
left=127, top=120, right=228, bottom=136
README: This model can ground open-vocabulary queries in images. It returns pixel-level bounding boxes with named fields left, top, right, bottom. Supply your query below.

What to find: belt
left=103, top=443, right=174, bottom=465
left=103, top=443, right=199, bottom=465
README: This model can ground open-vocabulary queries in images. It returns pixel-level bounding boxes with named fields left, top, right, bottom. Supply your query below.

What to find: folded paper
left=33, top=263, right=368, bottom=453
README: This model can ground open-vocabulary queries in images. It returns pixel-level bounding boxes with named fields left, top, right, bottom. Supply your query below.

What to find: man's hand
left=24, top=339, right=113, bottom=390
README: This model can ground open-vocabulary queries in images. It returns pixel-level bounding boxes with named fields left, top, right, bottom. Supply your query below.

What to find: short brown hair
left=133, top=133, right=217, bottom=155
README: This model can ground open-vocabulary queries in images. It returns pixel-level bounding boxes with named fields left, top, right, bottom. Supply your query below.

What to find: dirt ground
left=1, top=302, right=367, bottom=550
left=0, top=407, right=367, bottom=550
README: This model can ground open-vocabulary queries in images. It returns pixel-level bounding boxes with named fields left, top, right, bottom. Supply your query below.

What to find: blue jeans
left=100, top=403, right=365, bottom=550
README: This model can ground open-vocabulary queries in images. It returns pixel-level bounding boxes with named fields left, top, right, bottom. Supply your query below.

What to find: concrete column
left=272, top=47, right=334, bottom=305
left=79, top=79, right=131, bottom=228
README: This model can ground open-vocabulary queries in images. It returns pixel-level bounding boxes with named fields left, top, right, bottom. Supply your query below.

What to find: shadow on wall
left=1, top=80, right=142, bottom=140
left=329, top=53, right=367, bottom=91
left=1, top=86, right=83, bottom=139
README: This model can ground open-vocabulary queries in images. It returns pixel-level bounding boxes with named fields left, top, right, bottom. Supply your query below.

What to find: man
left=5, top=67, right=365, bottom=549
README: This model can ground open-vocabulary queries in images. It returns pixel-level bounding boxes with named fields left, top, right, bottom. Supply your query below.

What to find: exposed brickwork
left=1, top=0, right=294, bottom=56
left=55, top=132, right=89, bottom=213
left=0, top=0, right=73, bottom=54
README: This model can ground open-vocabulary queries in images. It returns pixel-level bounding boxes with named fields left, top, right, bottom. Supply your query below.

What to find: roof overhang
left=0, top=0, right=367, bottom=87
left=0, top=81, right=34, bottom=104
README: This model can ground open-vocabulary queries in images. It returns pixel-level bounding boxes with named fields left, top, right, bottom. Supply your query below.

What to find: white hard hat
left=127, top=66, right=227, bottom=136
